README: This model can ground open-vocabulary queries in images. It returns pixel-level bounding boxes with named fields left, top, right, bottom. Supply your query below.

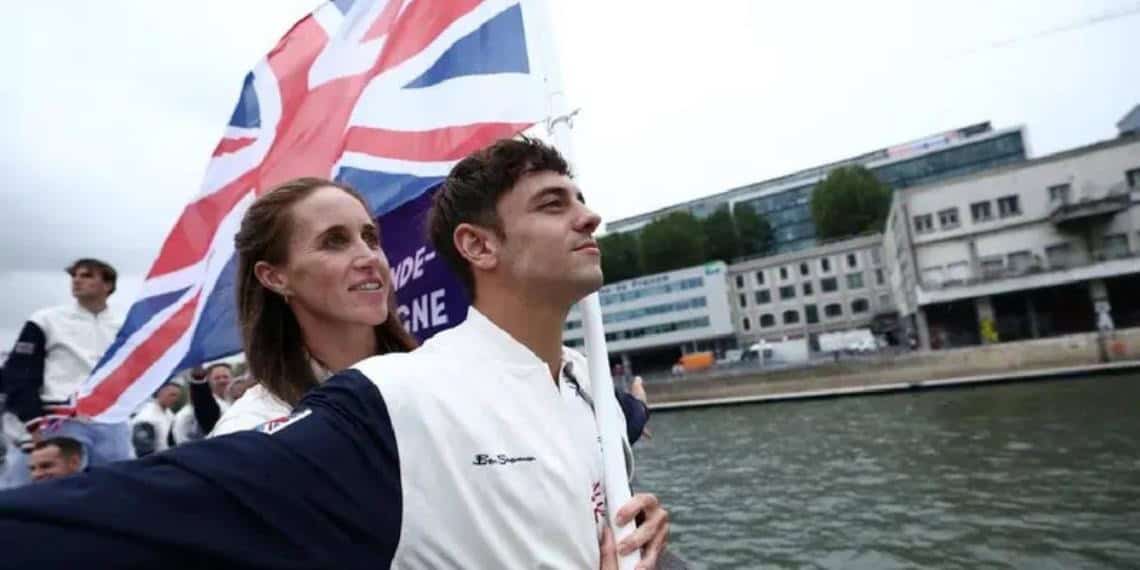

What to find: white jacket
left=353, top=308, right=631, bottom=569
left=27, top=303, right=121, bottom=404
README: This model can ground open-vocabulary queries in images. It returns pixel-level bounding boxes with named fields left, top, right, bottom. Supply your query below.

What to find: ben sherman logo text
left=473, top=454, right=536, bottom=466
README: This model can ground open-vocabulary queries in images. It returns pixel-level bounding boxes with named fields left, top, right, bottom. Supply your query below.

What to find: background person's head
left=234, top=177, right=418, bottom=406
left=429, top=137, right=602, bottom=309
left=29, top=437, right=84, bottom=482
left=205, top=363, right=233, bottom=398
left=154, top=382, right=183, bottom=410
left=67, top=258, right=116, bottom=307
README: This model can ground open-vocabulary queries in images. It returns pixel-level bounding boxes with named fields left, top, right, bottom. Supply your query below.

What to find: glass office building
left=608, top=124, right=1028, bottom=255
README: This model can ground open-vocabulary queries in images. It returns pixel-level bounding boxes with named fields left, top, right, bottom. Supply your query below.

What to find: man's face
left=208, top=366, right=233, bottom=398
left=490, top=171, right=603, bottom=303
left=29, top=446, right=81, bottom=482
left=70, top=266, right=112, bottom=304
left=156, top=385, right=182, bottom=409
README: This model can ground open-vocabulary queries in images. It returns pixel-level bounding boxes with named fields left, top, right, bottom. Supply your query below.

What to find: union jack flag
left=75, top=0, right=550, bottom=422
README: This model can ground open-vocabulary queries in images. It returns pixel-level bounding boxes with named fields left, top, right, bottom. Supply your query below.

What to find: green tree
left=598, top=232, right=643, bottom=284
left=702, top=206, right=738, bottom=262
left=733, top=202, right=772, bottom=256
left=639, top=211, right=706, bottom=274
left=810, top=165, right=892, bottom=240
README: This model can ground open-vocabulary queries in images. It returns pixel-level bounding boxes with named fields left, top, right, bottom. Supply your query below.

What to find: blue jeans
left=0, top=420, right=133, bottom=488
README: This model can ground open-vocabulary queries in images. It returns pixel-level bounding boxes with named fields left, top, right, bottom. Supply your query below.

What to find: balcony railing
left=921, top=248, right=1140, bottom=291
left=1049, top=186, right=1130, bottom=228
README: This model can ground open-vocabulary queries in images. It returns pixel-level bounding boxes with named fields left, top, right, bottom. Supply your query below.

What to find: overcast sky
left=2, top=0, right=1138, bottom=349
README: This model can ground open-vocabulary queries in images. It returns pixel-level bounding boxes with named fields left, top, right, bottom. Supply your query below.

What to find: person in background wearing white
left=172, top=363, right=234, bottom=444
left=129, top=382, right=182, bottom=457
left=0, top=258, right=127, bottom=488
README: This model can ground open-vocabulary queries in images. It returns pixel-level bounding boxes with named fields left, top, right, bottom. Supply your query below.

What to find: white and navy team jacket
left=2, top=303, right=121, bottom=428
left=0, top=309, right=647, bottom=569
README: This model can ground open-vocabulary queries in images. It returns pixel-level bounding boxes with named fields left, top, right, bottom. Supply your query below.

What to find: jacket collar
left=460, top=307, right=552, bottom=370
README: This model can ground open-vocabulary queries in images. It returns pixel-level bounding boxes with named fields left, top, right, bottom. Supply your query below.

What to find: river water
left=634, top=373, right=1140, bottom=569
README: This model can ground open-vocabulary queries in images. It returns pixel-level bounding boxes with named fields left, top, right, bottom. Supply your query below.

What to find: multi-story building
left=883, top=129, right=1140, bottom=350
left=563, top=262, right=736, bottom=373
left=726, top=233, right=894, bottom=350
left=607, top=123, right=1028, bottom=254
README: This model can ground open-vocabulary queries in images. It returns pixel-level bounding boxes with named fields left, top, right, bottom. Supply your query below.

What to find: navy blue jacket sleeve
left=615, top=389, right=650, bottom=445
left=0, top=370, right=402, bottom=570
left=188, top=378, right=221, bottom=433
left=2, top=321, right=47, bottom=423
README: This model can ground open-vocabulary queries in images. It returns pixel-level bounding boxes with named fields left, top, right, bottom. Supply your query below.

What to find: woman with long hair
left=211, top=177, right=418, bottom=434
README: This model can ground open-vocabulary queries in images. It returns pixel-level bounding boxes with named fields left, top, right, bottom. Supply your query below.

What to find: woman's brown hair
left=234, top=177, right=418, bottom=406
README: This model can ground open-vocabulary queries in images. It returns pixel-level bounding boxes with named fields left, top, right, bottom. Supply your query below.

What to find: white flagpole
left=525, top=1, right=639, bottom=568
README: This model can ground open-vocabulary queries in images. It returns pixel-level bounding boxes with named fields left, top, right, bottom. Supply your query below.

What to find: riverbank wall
left=647, top=327, right=1140, bottom=411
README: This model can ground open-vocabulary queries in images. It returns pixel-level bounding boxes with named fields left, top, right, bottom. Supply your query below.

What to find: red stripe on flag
left=374, top=0, right=481, bottom=76
left=212, top=137, right=256, bottom=157
left=342, top=122, right=532, bottom=162
left=147, top=171, right=255, bottom=278
left=76, top=291, right=203, bottom=418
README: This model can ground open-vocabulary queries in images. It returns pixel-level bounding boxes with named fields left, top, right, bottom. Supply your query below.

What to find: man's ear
left=254, top=261, right=291, bottom=298
left=453, top=223, right=500, bottom=272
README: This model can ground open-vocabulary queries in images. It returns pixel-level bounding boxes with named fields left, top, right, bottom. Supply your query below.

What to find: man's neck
left=298, top=318, right=377, bottom=374
left=473, top=288, right=571, bottom=382
left=77, top=298, right=107, bottom=315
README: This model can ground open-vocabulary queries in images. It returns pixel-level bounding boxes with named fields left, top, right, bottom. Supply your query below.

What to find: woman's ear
left=254, top=261, right=291, bottom=298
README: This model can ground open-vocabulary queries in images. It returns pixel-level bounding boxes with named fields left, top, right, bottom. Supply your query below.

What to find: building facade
left=563, top=262, right=736, bottom=372
left=726, top=233, right=895, bottom=350
left=883, top=133, right=1140, bottom=349
left=607, top=123, right=1028, bottom=255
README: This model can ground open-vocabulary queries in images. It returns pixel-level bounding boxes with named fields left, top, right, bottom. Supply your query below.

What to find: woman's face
left=262, top=186, right=392, bottom=331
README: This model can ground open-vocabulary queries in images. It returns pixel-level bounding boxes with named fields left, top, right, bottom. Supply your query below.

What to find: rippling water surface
left=634, top=374, right=1140, bottom=569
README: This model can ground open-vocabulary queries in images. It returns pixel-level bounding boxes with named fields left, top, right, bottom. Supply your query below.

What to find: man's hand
left=616, top=493, right=669, bottom=570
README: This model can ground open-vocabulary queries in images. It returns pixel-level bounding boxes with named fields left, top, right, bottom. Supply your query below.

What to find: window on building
left=971, top=201, right=993, bottom=223
left=783, top=310, right=800, bottom=325
left=802, top=282, right=814, bottom=296
left=1128, top=167, right=1140, bottom=190
left=846, top=273, right=865, bottom=289
left=742, top=317, right=751, bottom=331
left=946, top=261, right=970, bottom=283
left=755, top=271, right=765, bottom=285
left=1046, top=242, right=1072, bottom=268
left=820, top=257, right=832, bottom=273
left=821, top=277, right=838, bottom=293
left=799, top=262, right=810, bottom=277
left=1007, top=250, right=1033, bottom=273
left=997, top=195, right=1021, bottom=218
left=878, top=293, right=891, bottom=308
left=760, top=314, right=775, bottom=328
left=937, top=208, right=960, bottom=229
left=779, top=285, right=796, bottom=300
left=846, top=253, right=858, bottom=269
left=755, top=290, right=771, bottom=304
left=1048, top=183, right=1071, bottom=206
left=851, top=299, right=869, bottom=314
left=1103, top=233, right=1130, bottom=259
left=875, top=268, right=885, bottom=285
left=779, top=266, right=789, bottom=280
left=735, top=275, right=744, bottom=289
left=980, top=257, right=1004, bottom=277
left=914, top=214, right=934, bottom=234
left=824, top=303, right=843, bottom=318
left=805, top=304, right=819, bottom=324
left=738, top=293, right=747, bottom=308
left=871, top=248, right=882, bottom=266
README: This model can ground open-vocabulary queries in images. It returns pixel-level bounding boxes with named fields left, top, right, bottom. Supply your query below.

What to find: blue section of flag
left=404, top=4, right=528, bottom=89
left=176, top=255, right=242, bottom=373
left=332, top=0, right=355, bottom=15
left=228, top=72, right=261, bottom=129
left=92, top=287, right=190, bottom=375
left=335, top=167, right=445, bottom=218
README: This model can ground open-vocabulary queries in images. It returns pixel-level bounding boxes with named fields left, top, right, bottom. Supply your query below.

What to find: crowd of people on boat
left=0, top=137, right=680, bottom=568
